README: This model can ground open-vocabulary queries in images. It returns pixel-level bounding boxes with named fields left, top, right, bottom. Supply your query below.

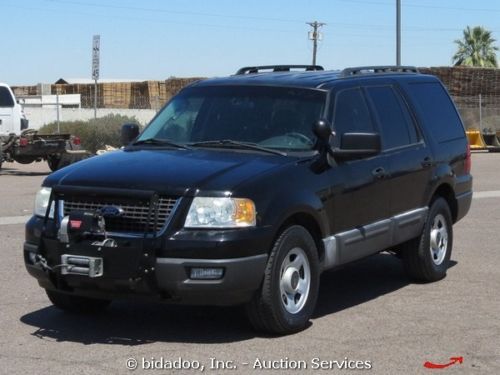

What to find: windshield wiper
left=131, top=138, right=191, bottom=150
left=188, top=140, right=286, bottom=156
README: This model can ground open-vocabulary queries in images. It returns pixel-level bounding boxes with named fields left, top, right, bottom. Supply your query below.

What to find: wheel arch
left=275, top=212, right=326, bottom=264
left=429, top=183, right=458, bottom=223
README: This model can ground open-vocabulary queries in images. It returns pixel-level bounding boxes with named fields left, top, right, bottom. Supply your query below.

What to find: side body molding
left=322, top=207, right=428, bottom=270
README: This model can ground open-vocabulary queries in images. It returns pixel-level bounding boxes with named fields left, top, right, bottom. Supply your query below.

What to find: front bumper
left=24, top=216, right=270, bottom=306
left=25, top=244, right=267, bottom=305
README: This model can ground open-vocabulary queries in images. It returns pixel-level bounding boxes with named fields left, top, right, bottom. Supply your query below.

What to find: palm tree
left=453, top=26, right=498, bottom=68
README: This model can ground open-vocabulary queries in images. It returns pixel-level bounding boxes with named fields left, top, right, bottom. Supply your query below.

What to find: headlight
left=184, top=197, right=256, bottom=228
left=34, top=187, right=54, bottom=218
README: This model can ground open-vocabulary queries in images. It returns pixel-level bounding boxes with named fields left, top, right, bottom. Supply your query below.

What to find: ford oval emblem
left=99, top=205, right=124, bottom=217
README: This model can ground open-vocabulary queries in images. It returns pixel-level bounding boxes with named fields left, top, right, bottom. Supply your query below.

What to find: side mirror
left=120, top=123, right=140, bottom=146
left=312, top=119, right=334, bottom=141
left=335, top=132, right=381, bottom=159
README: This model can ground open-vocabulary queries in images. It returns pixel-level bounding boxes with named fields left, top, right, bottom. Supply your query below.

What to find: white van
left=0, top=83, right=28, bottom=137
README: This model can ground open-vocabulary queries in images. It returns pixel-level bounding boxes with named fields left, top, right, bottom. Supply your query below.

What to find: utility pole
left=396, top=0, right=401, bottom=66
left=307, top=21, right=326, bottom=66
left=92, top=35, right=100, bottom=119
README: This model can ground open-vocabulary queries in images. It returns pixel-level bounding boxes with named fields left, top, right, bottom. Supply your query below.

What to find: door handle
left=421, top=157, right=433, bottom=168
left=372, top=167, right=387, bottom=179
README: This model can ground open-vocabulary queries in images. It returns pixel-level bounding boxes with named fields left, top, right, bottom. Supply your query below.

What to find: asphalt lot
left=0, top=153, right=499, bottom=374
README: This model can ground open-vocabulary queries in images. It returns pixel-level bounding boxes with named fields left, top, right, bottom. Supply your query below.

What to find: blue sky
left=2, top=0, right=500, bottom=85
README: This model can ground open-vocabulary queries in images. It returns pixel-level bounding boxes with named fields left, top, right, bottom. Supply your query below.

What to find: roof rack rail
left=340, top=65, right=419, bottom=77
left=236, top=65, right=324, bottom=75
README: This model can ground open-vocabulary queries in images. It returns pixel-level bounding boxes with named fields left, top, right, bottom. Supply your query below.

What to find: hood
left=44, top=148, right=294, bottom=195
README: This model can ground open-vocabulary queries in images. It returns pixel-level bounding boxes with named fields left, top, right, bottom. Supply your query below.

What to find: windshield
left=138, top=86, right=326, bottom=152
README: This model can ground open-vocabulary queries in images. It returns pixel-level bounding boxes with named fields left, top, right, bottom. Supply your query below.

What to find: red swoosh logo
left=424, top=356, right=463, bottom=369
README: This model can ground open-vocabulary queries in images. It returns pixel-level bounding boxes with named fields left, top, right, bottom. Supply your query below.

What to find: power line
left=338, top=0, right=500, bottom=13
left=5, top=1, right=497, bottom=35
left=4, top=1, right=498, bottom=41
left=307, top=21, right=326, bottom=65
left=0, top=3, right=300, bottom=34
left=43, top=0, right=305, bottom=24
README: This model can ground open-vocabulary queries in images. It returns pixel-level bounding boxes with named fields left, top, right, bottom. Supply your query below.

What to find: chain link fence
left=79, top=94, right=166, bottom=111
left=452, top=95, right=500, bottom=132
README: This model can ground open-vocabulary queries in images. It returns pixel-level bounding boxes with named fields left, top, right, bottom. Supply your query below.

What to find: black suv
left=24, top=65, right=472, bottom=334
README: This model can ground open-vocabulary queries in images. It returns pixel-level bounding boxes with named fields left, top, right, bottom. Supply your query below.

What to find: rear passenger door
left=364, top=83, right=433, bottom=217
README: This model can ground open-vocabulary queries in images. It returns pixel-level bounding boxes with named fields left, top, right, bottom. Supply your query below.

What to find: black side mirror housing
left=311, top=121, right=380, bottom=167
left=335, top=132, right=381, bottom=159
left=120, top=123, right=140, bottom=146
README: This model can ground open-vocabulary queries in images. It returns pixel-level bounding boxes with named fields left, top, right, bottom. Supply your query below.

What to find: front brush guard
left=35, top=185, right=163, bottom=290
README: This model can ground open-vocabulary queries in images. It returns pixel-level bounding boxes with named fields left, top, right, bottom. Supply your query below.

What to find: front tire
left=46, top=289, right=111, bottom=313
left=402, top=198, right=453, bottom=282
left=246, top=225, right=320, bottom=335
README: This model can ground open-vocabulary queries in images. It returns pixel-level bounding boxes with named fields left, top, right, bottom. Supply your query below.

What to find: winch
left=58, top=211, right=106, bottom=243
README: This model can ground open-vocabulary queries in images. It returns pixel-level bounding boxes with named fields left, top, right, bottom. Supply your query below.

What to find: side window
left=366, top=86, right=419, bottom=149
left=333, top=88, right=374, bottom=137
left=406, top=82, right=465, bottom=143
left=0, top=87, right=15, bottom=108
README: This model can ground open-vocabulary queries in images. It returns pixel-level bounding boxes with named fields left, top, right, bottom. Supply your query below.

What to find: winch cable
left=34, top=254, right=74, bottom=273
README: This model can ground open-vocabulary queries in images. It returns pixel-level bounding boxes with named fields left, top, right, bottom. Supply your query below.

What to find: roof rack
left=235, top=65, right=324, bottom=75
left=340, top=65, right=419, bottom=77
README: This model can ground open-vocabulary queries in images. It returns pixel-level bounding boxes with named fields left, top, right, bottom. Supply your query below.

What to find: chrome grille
left=62, top=197, right=178, bottom=234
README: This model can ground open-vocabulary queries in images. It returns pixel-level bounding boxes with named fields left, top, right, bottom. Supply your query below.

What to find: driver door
left=323, top=84, right=392, bottom=264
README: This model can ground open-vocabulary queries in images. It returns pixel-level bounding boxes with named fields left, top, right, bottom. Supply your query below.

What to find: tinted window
left=139, top=86, right=326, bottom=151
left=0, top=87, right=15, bottom=107
left=333, top=88, right=374, bottom=137
left=142, top=96, right=203, bottom=142
left=406, top=82, right=464, bottom=143
left=366, top=86, right=419, bottom=149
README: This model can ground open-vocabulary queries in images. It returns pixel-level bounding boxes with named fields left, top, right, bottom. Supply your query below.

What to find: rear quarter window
left=405, top=82, right=464, bottom=143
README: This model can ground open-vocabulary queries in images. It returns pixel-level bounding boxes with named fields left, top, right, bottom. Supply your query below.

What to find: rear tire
left=47, top=154, right=61, bottom=171
left=14, top=156, right=36, bottom=164
left=402, top=198, right=453, bottom=282
left=46, top=289, right=111, bottom=313
left=245, top=225, right=320, bottom=335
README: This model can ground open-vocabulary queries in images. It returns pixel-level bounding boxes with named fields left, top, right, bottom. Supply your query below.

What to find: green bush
left=39, top=114, right=142, bottom=153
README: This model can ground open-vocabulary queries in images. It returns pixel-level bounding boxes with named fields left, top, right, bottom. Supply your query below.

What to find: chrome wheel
left=430, top=213, right=448, bottom=266
left=279, top=247, right=311, bottom=314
